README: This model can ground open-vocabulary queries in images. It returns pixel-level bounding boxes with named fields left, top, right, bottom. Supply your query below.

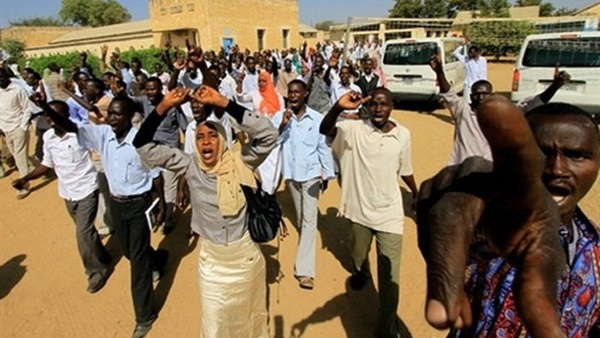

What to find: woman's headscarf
left=258, top=70, right=281, bottom=117
left=196, top=121, right=257, bottom=217
left=371, top=52, right=388, bottom=88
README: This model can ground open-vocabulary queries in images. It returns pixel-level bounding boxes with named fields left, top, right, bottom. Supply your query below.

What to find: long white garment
left=198, top=232, right=268, bottom=338
left=256, top=114, right=282, bottom=195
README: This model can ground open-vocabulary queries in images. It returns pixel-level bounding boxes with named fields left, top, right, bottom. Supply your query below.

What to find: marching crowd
left=0, top=38, right=598, bottom=338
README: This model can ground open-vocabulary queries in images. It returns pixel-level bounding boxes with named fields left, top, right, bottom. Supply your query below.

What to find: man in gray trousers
left=12, top=100, right=110, bottom=293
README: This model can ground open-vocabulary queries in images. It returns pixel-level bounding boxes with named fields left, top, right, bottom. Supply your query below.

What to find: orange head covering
left=258, top=70, right=281, bottom=117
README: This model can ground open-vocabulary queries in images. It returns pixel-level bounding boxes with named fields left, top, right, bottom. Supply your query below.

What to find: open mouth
left=200, top=148, right=214, bottom=160
left=546, top=184, right=572, bottom=205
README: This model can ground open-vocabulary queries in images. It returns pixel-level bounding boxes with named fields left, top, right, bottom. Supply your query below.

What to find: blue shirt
left=66, top=97, right=89, bottom=124
left=77, top=124, right=159, bottom=196
left=273, top=106, right=335, bottom=182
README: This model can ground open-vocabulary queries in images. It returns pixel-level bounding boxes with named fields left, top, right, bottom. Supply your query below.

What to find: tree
left=9, top=16, right=68, bottom=26
left=479, top=0, right=510, bottom=17
left=389, top=0, right=424, bottom=18
left=467, top=21, right=538, bottom=60
left=422, top=0, right=448, bottom=18
left=514, top=0, right=555, bottom=17
left=315, top=20, right=336, bottom=31
left=553, top=6, right=577, bottom=16
left=59, top=0, right=131, bottom=27
left=0, top=39, right=26, bottom=64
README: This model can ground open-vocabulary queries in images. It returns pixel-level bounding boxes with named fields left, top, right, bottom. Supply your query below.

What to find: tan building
left=574, top=1, right=600, bottom=18
left=20, top=0, right=301, bottom=57
left=298, top=23, right=330, bottom=47
left=0, top=26, right=84, bottom=48
left=148, top=0, right=300, bottom=51
left=26, top=20, right=154, bottom=58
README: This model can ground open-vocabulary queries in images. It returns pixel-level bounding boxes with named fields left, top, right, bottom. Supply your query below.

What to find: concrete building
left=14, top=0, right=302, bottom=57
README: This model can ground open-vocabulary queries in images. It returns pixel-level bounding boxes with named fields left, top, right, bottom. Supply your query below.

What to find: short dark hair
left=47, top=100, right=70, bottom=119
left=48, top=63, right=61, bottom=72
left=72, top=71, right=88, bottom=81
left=109, top=96, right=136, bottom=116
left=468, top=45, right=480, bottom=53
left=471, top=80, right=493, bottom=92
left=526, top=103, right=599, bottom=142
left=146, top=76, right=162, bottom=88
left=87, top=78, right=106, bottom=93
left=288, top=79, right=307, bottom=91
left=370, top=87, right=393, bottom=102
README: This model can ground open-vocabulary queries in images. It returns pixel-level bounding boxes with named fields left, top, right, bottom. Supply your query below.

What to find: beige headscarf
left=196, top=121, right=257, bottom=217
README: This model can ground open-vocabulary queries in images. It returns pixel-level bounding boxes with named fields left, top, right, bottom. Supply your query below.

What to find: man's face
left=76, top=73, right=90, bottom=90
left=471, top=83, right=492, bottom=108
left=340, top=68, right=350, bottom=85
left=367, top=92, right=393, bottom=128
left=246, top=58, right=256, bottom=73
left=196, top=123, right=220, bottom=167
left=131, top=61, right=141, bottom=74
left=363, top=59, right=373, bottom=74
left=24, top=73, right=37, bottom=87
left=145, top=81, right=161, bottom=103
left=102, top=74, right=114, bottom=89
left=154, top=64, right=162, bottom=74
left=287, top=83, right=307, bottom=110
left=191, top=101, right=208, bottom=123
left=83, top=81, right=98, bottom=102
left=531, top=114, right=600, bottom=221
left=218, top=63, right=227, bottom=78
left=284, top=60, right=292, bottom=72
left=468, top=48, right=479, bottom=59
left=107, top=101, right=132, bottom=136
left=314, top=56, right=324, bottom=70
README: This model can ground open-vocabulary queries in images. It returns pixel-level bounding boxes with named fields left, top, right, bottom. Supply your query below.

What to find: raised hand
left=417, top=96, right=566, bottom=338
left=164, top=41, right=172, bottom=50
left=429, top=54, right=443, bottom=73
left=163, top=87, right=191, bottom=109
left=29, top=81, right=47, bottom=107
left=335, top=91, right=370, bottom=111
left=553, top=63, right=571, bottom=87
left=192, top=85, right=229, bottom=108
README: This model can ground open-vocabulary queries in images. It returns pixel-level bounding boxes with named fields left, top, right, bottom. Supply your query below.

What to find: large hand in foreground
left=192, top=85, right=229, bottom=108
left=334, top=91, right=370, bottom=111
left=417, top=96, right=566, bottom=338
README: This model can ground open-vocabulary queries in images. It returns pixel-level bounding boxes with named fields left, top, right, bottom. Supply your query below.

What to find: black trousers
left=109, top=195, right=155, bottom=323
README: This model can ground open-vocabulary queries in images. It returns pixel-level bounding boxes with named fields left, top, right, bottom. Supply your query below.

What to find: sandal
left=297, top=276, right=314, bottom=290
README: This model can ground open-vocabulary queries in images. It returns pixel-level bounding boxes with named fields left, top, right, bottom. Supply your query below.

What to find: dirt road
left=1, top=63, right=597, bottom=338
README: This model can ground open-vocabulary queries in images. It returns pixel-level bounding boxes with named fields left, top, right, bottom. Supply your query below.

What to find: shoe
left=16, top=188, right=30, bottom=200
left=296, top=276, right=314, bottom=290
left=349, top=271, right=370, bottom=291
left=132, top=315, right=157, bottom=338
left=87, top=272, right=108, bottom=293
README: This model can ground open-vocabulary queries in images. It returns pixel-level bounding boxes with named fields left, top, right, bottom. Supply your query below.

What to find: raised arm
left=319, top=91, right=367, bottom=139
left=417, top=96, right=565, bottom=338
left=30, top=91, right=77, bottom=134
left=453, top=44, right=466, bottom=63
left=192, top=86, right=278, bottom=169
left=430, top=54, right=451, bottom=94
left=539, top=64, right=570, bottom=104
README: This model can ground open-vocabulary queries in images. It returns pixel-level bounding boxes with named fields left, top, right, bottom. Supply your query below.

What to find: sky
left=0, top=0, right=598, bottom=28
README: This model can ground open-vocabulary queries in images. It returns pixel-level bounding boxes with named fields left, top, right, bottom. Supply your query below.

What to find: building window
left=257, top=29, right=265, bottom=51
left=282, top=29, right=290, bottom=49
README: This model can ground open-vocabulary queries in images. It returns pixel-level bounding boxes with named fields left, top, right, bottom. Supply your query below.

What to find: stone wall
left=0, top=26, right=85, bottom=48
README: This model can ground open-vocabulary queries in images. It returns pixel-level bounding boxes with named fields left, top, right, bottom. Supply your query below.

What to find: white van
left=512, top=31, right=600, bottom=116
left=381, top=37, right=465, bottom=101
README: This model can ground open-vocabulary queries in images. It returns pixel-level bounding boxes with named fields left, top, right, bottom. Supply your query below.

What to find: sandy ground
left=1, top=63, right=598, bottom=338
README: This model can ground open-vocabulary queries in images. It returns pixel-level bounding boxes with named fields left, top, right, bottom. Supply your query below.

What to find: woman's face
left=196, top=124, right=220, bottom=167
left=258, top=76, right=267, bottom=89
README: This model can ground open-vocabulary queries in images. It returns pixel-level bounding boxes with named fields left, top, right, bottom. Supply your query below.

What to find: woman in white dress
left=236, top=70, right=284, bottom=194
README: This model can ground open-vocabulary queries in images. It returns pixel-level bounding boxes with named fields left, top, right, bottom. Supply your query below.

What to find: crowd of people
left=0, top=36, right=598, bottom=338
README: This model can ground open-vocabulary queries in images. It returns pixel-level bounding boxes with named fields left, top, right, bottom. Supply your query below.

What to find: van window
left=444, top=41, right=459, bottom=63
left=383, top=42, right=438, bottom=65
left=523, top=37, right=600, bottom=67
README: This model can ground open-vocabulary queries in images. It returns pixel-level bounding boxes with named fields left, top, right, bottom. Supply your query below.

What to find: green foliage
left=118, top=47, right=164, bottom=72
left=9, top=16, right=69, bottom=26
left=59, top=0, right=131, bottom=27
left=315, top=20, right=336, bottom=31
left=467, top=21, right=538, bottom=60
left=24, top=47, right=165, bottom=80
left=553, top=6, right=577, bottom=16
left=389, top=0, right=424, bottom=18
left=0, top=39, right=26, bottom=64
left=478, top=0, right=510, bottom=17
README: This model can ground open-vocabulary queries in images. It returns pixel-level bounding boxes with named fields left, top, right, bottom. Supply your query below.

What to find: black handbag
left=241, top=182, right=285, bottom=243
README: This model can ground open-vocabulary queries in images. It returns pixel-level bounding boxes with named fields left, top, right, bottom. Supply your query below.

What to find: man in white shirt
left=0, top=68, right=32, bottom=198
left=12, top=101, right=111, bottom=293
left=238, top=56, right=260, bottom=110
left=330, top=66, right=362, bottom=119
left=321, top=88, right=419, bottom=338
left=453, top=42, right=487, bottom=103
